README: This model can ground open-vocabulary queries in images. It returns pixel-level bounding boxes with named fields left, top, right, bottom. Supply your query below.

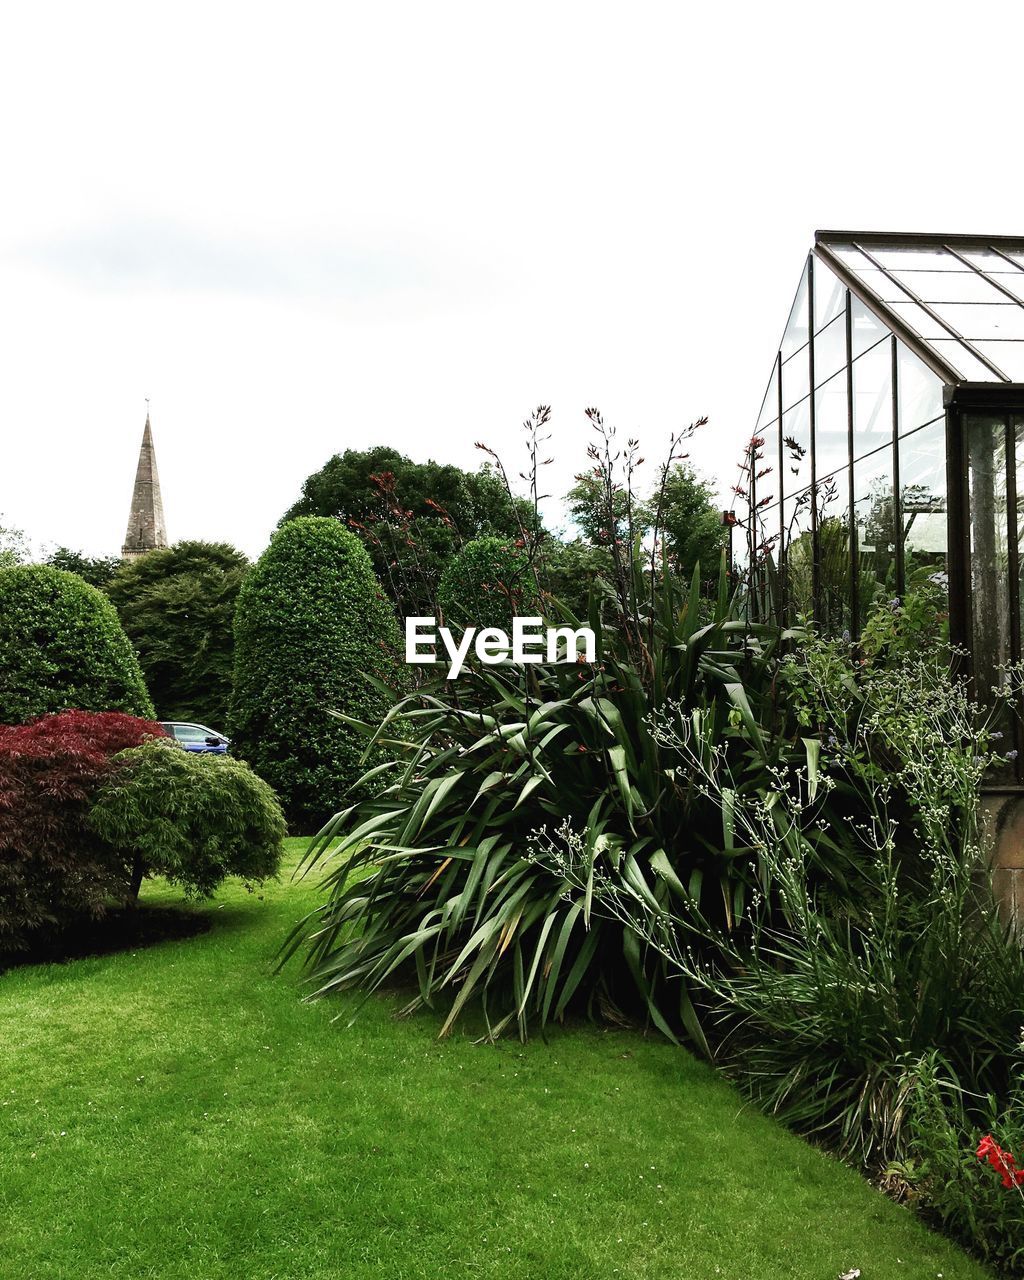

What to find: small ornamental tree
left=88, top=739, right=285, bottom=901
left=230, top=517, right=403, bottom=830
left=0, top=711, right=166, bottom=950
left=0, top=564, right=154, bottom=724
left=436, top=536, right=538, bottom=635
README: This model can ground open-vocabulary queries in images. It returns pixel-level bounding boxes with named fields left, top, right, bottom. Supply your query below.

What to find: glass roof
left=814, top=232, right=1024, bottom=384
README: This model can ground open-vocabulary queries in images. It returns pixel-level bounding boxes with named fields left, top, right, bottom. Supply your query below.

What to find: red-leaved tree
left=0, top=710, right=166, bottom=950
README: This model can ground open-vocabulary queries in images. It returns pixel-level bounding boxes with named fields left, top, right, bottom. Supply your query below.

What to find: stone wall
left=980, top=793, right=1024, bottom=931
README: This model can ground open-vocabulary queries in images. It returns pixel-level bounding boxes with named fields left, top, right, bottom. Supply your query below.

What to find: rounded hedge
left=0, top=564, right=154, bottom=724
left=436, top=536, right=538, bottom=635
left=89, top=739, right=285, bottom=899
left=229, top=517, right=403, bottom=830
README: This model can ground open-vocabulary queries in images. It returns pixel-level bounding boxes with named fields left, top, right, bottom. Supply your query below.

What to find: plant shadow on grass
left=0, top=903, right=214, bottom=972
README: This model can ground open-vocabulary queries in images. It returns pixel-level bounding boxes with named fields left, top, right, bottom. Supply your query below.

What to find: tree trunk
left=127, top=856, right=145, bottom=906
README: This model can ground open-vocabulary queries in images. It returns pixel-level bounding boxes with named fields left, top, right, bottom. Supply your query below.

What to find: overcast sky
left=2, top=2, right=1023, bottom=559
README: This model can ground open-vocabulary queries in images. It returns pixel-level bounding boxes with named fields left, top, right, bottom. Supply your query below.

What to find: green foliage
left=860, top=576, right=949, bottom=664
left=89, top=739, right=285, bottom=899
left=0, top=515, right=30, bottom=570
left=565, top=470, right=631, bottom=547
left=280, top=447, right=532, bottom=618
left=436, top=536, right=537, bottom=634
left=284, top=564, right=786, bottom=1043
left=566, top=463, right=726, bottom=586
left=642, top=464, right=728, bottom=583
left=106, top=541, right=249, bottom=725
left=893, top=1065, right=1024, bottom=1276
left=576, top=639, right=1024, bottom=1173
left=43, top=546, right=121, bottom=588
left=536, top=538, right=613, bottom=621
left=230, top=517, right=403, bottom=831
left=0, top=564, right=154, bottom=724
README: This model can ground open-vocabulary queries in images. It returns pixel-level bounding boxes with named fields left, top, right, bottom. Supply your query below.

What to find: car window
left=173, top=724, right=210, bottom=743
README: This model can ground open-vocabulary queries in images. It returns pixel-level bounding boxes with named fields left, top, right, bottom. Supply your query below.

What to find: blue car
left=159, top=722, right=230, bottom=754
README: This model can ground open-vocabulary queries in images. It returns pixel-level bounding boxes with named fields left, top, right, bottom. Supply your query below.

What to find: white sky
left=2, top=1, right=1023, bottom=560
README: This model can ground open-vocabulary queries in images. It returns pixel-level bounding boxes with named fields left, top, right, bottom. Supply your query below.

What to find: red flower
left=976, top=1135, right=1024, bottom=1189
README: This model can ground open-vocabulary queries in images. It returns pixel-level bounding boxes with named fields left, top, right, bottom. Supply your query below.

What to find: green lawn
left=0, top=839, right=991, bottom=1280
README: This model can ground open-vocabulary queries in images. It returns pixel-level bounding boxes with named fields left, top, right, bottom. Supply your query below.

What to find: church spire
left=122, top=410, right=168, bottom=559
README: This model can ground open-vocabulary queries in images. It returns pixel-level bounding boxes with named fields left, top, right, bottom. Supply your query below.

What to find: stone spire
left=121, top=412, right=168, bottom=559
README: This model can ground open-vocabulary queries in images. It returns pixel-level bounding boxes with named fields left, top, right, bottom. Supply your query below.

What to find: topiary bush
left=229, top=517, right=403, bottom=831
left=89, top=739, right=285, bottom=901
left=436, top=535, right=537, bottom=635
left=0, top=710, right=166, bottom=950
left=0, top=564, right=154, bottom=724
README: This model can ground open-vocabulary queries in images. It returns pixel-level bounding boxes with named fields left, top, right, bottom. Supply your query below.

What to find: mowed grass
left=0, top=840, right=991, bottom=1280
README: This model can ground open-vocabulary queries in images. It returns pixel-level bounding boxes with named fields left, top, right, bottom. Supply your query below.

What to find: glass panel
left=973, top=342, right=1024, bottom=381
left=928, top=340, right=1003, bottom=381
left=782, top=349, right=810, bottom=411
left=1017, top=415, right=1024, bottom=699
left=984, top=271, right=1024, bottom=303
left=828, top=245, right=872, bottom=270
left=814, top=368, right=849, bottom=487
left=781, top=399, right=811, bottom=487
left=814, top=261, right=846, bottom=332
left=847, top=269, right=916, bottom=303
left=960, top=249, right=1014, bottom=272
left=897, top=342, right=943, bottom=433
left=871, top=246, right=963, bottom=271
left=854, top=444, right=897, bottom=629
left=899, top=420, right=949, bottom=638
left=887, top=302, right=951, bottom=340
left=815, top=369, right=853, bottom=637
left=781, top=260, right=810, bottom=360
left=929, top=303, right=1024, bottom=341
left=813, top=311, right=847, bottom=385
left=852, top=336, right=893, bottom=455
left=967, top=417, right=1012, bottom=739
left=782, top=485, right=815, bottom=621
left=851, top=294, right=889, bottom=359
left=889, top=271, right=1006, bottom=304
left=756, top=362, right=779, bottom=432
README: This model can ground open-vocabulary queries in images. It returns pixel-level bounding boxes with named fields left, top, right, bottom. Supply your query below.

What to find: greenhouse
left=746, top=231, right=1024, bottom=786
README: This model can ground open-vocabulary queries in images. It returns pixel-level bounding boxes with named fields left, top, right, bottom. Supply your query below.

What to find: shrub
left=550, top=642, right=1024, bottom=1170
left=89, top=739, right=285, bottom=900
left=436, top=535, right=537, bottom=634
left=106, top=541, right=249, bottom=725
left=230, top=517, right=403, bottom=831
left=0, top=711, right=166, bottom=949
left=0, top=564, right=153, bottom=724
left=283, top=565, right=789, bottom=1043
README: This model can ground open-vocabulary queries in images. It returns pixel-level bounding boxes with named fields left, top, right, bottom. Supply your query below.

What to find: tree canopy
left=106, top=541, right=249, bottom=728
left=280, top=447, right=533, bottom=617
left=566, top=463, right=726, bottom=582
left=44, top=546, right=122, bottom=589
